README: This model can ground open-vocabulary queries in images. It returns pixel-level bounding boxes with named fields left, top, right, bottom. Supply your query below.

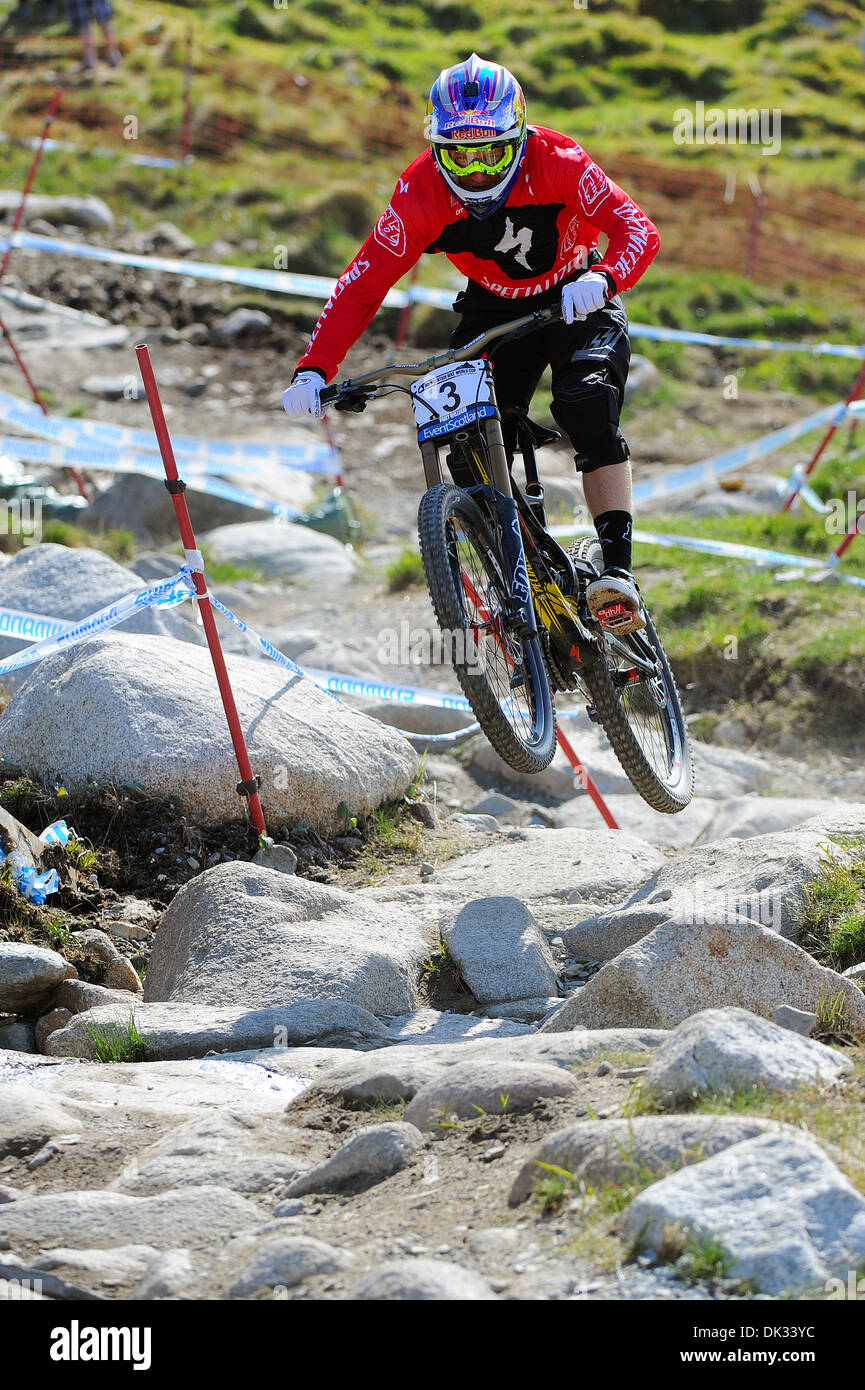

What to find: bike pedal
left=597, top=601, right=640, bottom=632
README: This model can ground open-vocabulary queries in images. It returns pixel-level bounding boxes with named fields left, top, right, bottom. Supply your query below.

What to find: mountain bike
left=320, top=304, right=693, bottom=813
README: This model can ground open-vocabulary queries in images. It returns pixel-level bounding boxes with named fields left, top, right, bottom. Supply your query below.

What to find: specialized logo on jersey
left=374, top=204, right=406, bottom=257
left=432, top=202, right=565, bottom=281
left=578, top=163, right=611, bottom=215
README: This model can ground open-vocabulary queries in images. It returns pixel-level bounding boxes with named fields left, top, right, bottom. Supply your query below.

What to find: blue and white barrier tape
left=4, top=230, right=865, bottom=360
left=0, top=567, right=196, bottom=676
left=629, top=403, right=845, bottom=504
left=208, top=594, right=482, bottom=743
left=0, top=387, right=337, bottom=474
left=0, top=606, right=71, bottom=642
left=0, top=231, right=410, bottom=309
left=550, top=521, right=865, bottom=590
left=0, top=435, right=306, bottom=520
left=626, top=322, right=865, bottom=362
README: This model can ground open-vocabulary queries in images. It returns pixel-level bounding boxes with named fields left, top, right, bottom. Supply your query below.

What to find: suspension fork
left=476, top=414, right=537, bottom=641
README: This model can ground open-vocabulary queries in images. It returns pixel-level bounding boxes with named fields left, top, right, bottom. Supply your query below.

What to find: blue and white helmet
left=425, top=53, right=527, bottom=220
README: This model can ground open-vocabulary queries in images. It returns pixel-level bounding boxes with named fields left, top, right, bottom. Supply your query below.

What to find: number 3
left=439, top=381, right=460, bottom=412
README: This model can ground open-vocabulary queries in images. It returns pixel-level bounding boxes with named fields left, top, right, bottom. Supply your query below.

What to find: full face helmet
left=425, top=53, right=527, bottom=220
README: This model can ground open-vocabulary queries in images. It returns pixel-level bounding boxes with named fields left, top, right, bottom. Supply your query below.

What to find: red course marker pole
left=135, top=343, right=268, bottom=839
left=782, top=362, right=865, bottom=512
left=556, top=727, right=620, bottom=830
left=0, top=86, right=88, bottom=500
left=0, top=87, right=62, bottom=285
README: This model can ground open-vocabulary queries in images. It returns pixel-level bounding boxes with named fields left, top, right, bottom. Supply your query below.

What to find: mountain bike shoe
left=586, top=567, right=646, bottom=634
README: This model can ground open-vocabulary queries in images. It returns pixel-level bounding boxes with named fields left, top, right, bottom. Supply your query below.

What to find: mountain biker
left=283, top=53, right=660, bottom=634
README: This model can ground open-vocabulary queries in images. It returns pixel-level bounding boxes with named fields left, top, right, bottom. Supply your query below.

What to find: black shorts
left=449, top=263, right=631, bottom=473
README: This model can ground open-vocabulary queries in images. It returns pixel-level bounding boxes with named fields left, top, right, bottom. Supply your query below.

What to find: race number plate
left=410, top=359, right=498, bottom=443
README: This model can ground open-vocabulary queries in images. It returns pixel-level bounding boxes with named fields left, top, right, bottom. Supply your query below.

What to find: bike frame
left=320, top=306, right=661, bottom=684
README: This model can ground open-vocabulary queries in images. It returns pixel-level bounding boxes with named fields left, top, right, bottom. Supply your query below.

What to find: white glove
left=282, top=371, right=324, bottom=419
left=561, top=271, right=609, bottom=324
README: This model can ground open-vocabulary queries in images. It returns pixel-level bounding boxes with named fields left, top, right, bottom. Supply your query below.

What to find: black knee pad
left=550, top=375, right=630, bottom=473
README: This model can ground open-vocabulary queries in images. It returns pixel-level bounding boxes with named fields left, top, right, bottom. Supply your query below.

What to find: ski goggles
left=438, top=141, right=516, bottom=177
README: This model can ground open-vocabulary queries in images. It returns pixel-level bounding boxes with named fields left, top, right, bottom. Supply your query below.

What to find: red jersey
left=297, top=126, right=660, bottom=382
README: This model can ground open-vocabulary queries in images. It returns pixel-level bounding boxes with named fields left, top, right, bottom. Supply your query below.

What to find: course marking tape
left=550, top=521, right=865, bottom=590
left=0, top=567, right=196, bottom=676
left=0, top=435, right=306, bottom=519
left=627, top=403, right=846, bottom=504
left=4, top=230, right=865, bottom=360
left=0, top=387, right=336, bottom=474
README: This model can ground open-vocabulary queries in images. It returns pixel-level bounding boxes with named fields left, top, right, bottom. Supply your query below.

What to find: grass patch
left=38, top=521, right=135, bottom=565
left=202, top=559, right=266, bottom=584
left=385, top=546, right=425, bottom=592
left=85, top=1017, right=148, bottom=1064
left=799, top=849, right=865, bottom=975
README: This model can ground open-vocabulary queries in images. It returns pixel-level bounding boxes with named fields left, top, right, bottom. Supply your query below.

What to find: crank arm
left=602, top=632, right=660, bottom=675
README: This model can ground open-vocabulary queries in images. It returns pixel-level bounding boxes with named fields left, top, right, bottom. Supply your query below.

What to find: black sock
left=594, top=509, right=632, bottom=572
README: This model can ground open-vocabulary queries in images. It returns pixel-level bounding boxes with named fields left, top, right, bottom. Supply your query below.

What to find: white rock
left=35, top=1245, right=161, bottom=1288
left=347, top=1257, right=496, bottom=1300
left=0, top=944, right=71, bottom=1015
left=509, top=1113, right=783, bottom=1204
left=403, top=1059, right=580, bottom=1130
left=312, top=1028, right=667, bottom=1106
left=641, top=1008, right=853, bottom=1108
left=43, top=996, right=392, bottom=1060
left=228, top=1235, right=350, bottom=1297
left=771, top=1004, right=818, bottom=1036
left=387, top=1010, right=534, bottom=1043
left=442, top=897, right=559, bottom=1004
left=212, top=307, right=272, bottom=339
left=144, top=863, right=427, bottom=1015
left=285, top=1123, right=423, bottom=1196
left=0, top=545, right=200, bottom=681
left=561, top=829, right=846, bottom=959
left=484, top=997, right=562, bottom=1024
left=701, top=797, right=863, bottom=842
left=620, top=1132, right=865, bottom=1295
left=199, top=519, right=357, bottom=584
left=0, top=1086, right=80, bottom=1158
left=0, top=191, right=114, bottom=230
left=0, top=633, right=417, bottom=832
left=0, top=1187, right=265, bottom=1251
left=363, top=829, right=662, bottom=933
left=133, top=1249, right=194, bottom=1300
left=544, top=921, right=865, bottom=1036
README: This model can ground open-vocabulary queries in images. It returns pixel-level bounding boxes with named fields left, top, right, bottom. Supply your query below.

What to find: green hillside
left=5, top=0, right=865, bottom=181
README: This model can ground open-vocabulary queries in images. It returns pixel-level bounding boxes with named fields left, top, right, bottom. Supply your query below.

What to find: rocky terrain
left=1, top=203, right=864, bottom=1305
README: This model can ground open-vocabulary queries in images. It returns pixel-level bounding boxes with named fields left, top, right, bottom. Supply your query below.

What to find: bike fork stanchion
left=556, top=727, right=620, bottom=830
left=135, top=343, right=268, bottom=839
left=781, top=365, right=865, bottom=512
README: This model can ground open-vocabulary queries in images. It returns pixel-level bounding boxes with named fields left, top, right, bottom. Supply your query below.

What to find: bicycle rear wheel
left=419, top=483, right=556, bottom=774
left=571, top=537, right=693, bottom=812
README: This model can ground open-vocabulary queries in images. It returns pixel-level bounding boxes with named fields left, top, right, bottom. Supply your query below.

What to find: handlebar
left=319, top=301, right=563, bottom=409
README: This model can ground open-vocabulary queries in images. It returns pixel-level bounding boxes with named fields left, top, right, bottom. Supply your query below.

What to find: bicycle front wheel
left=418, top=483, right=556, bottom=774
